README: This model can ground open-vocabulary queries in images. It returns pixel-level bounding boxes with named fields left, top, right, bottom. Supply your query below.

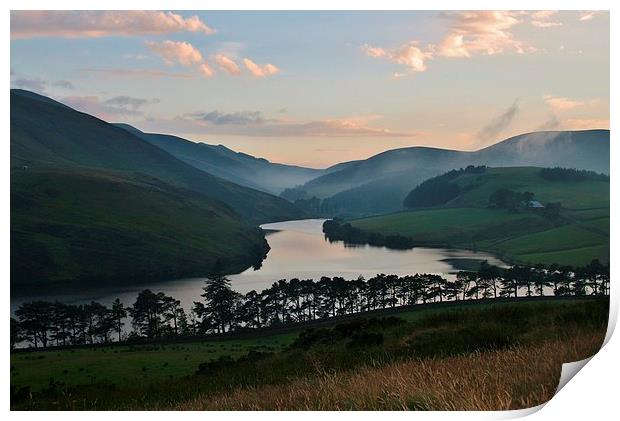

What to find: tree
left=111, top=299, right=127, bottom=342
left=194, top=274, right=241, bottom=333
left=15, top=301, right=55, bottom=348
left=129, top=290, right=166, bottom=339
left=10, top=317, right=22, bottom=350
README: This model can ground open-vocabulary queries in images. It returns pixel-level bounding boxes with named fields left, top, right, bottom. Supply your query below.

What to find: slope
left=114, top=124, right=324, bottom=195
left=11, top=89, right=304, bottom=223
left=11, top=167, right=269, bottom=286
left=348, top=167, right=609, bottom=266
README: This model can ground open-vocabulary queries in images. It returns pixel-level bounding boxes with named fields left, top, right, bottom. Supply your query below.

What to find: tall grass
left=177, top=332, right=603, bottom=411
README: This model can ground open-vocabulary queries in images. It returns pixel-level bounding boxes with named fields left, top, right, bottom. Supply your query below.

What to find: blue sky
left=10, top=10, right=609, bottom=167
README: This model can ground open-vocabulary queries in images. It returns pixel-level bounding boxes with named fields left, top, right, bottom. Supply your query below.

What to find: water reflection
left=11, top=219, right=506, bottom=312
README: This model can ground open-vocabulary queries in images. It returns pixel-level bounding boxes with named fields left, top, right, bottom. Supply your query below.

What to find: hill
left=11, top=89, right=304, bottom=224
left=10, top=89, right=306, bottom=286
left=11, top=167, right=270, bottom=286
left=283, top=130, right=610, bottom=217
left=115, top=124, right=324, bottom=195
left=346, top=167, right=609, bottom=266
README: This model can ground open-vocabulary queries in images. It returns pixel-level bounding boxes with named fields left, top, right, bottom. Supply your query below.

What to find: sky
left=10, top=10, right=610, bottom=168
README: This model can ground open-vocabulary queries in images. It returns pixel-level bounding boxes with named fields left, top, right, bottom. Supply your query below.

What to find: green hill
left=11, top=89, right=304, bottom=224
left=11, top=167, right=269, bottom=287
left=10, top=89, right=306, bottom=286
left=284, top=130, right=609, bottom=217
left=349, top=167, right=609, bottom=266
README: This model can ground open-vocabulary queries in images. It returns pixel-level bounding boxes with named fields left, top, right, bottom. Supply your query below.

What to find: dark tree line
left=404, top=165, right=487, bottom=209
left=11, top=259, right=609, bottom=349
left=540, top=167, right=609, bottom=182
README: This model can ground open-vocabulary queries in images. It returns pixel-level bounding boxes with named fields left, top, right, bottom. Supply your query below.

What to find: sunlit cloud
left=362, top=42, right=432, bottom=74
left=530, top=11, right=563, bottom=28
left=243, top=58, right=280, bottom=77
left=438, top=11, right=527, bottom=57
left=146, top=40, right=203, bottom=66
left=199, top=62, right=215, bottom=78
left=10, top=10, right=215, bottom=39
left=363, top=11, right=535, bottom=76
left=579, top=11, right=603, bottom=21
left=214, top=54, right=241, bottom=75
left=543, top=95, right=594, bottom=112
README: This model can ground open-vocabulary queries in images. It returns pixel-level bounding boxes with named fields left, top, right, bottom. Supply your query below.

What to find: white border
left=3, top=1, right=616, bottom=419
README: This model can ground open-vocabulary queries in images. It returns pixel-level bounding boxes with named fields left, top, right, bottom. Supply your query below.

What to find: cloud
left=362, top=11, right=535, bottom=76
left=477, top=100, right=519, bottom=143
left=52, top=80, right=76, bottom=89
left=543, top=95, right=593, bottom=112
left=530, top=11, right=563, bottom=28
left=81, top=68, right=194, bottom=79
left=188, top=110, right=265, bottom=125
left=104, top=96, right=159, bottom=110
left=243, top=58, right=280, bottom=77
left=214, top=54, right=241, bottom=75
left=361, top=44, right=387, bottom=58
left=438, top=11, right=526, bottom=57
left=362, top=42, right=432, bottom=74
left=579, top=11, right=603, bottom=21
left=199, top=63, right=215, bottom=78
left=11, top=76, right=46, bottom=93
left=171, top=112, right=412, bottom=138
left=62, top=94, right=159, bottom=120
left=11, top=10, right=215, bottom=39
left=11, top=72, right=77, bottom=93
left=146, top=40, right=203, bottom=66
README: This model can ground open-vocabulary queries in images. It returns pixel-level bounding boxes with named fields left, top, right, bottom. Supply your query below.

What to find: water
left=10, top=219, right=506, bottom=313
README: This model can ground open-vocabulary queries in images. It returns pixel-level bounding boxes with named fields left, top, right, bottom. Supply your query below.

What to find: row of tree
left=11, top=260, right=609, bottom=349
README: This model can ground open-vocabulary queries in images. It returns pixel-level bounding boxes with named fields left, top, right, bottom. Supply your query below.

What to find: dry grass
left=176, top=332, right=604, bottom=411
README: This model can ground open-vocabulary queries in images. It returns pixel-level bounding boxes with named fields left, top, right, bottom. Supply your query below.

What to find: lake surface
left=11, top=219, right=506, bottom=313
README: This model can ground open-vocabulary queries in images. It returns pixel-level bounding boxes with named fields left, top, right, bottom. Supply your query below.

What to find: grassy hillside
left=11, top=89, right=304, bottom=224
left=11, top=298, right=608, bottom=410
left=11, top=167, right=270, bottom=286
left=350, top=167, right=609, bottom=265
left=284, top=130, right=609, bottom=217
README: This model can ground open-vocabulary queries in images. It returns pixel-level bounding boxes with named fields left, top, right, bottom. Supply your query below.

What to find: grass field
left=11, top=297, right=608, bottom=410
left=350, top=167, right=609, bottom=266
left=11, top=333, right=296, bottom=392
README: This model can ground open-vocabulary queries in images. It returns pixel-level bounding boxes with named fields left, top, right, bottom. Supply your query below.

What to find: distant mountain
left=284, top=130, right=609, bottom=217
left=115, top=124, right=325, bottom=195
left=11, top=89, right=304, bottom=224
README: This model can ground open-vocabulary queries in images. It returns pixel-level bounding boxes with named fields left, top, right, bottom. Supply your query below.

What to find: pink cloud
left=146, top=40, right=203, bottom=66
left=243, top=58, right=280, bottom=77
left=543, top=95, right=595, bottom=112
left=579, top=11, right=603, bottom=21
left=11, top=10, right=215, bottom=39
left=199, top=62, right=215, bottom=78
left=437, top=11, right=526, bottom=57
left=363, top=11, right=538, bottom=76
left=362, top=42, right=432, bottom=74
left=530, top=11, right=563, bottom=28
left=214, top=54, right=241, bottom=75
